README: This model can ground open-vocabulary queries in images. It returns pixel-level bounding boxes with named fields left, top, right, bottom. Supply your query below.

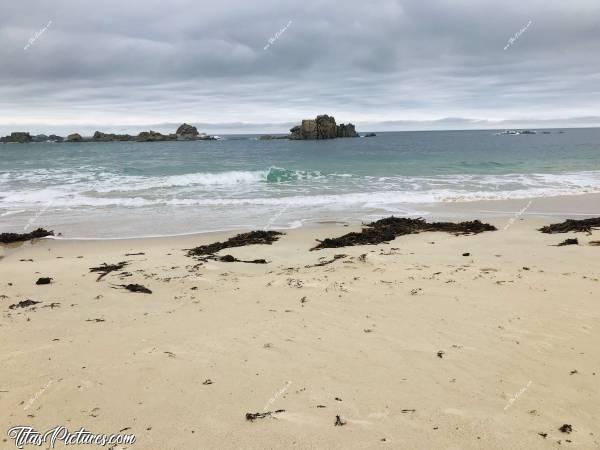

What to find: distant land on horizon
left=1, top=116, right=599, bottom=137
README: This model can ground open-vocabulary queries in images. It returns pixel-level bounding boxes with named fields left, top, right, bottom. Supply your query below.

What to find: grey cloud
left=1, top=0, right=599, bottom=130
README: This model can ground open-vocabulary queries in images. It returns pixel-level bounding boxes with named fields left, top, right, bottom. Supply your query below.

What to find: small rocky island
left=0, top=123, right=216, bottom=143
left=289, top=114, right=359, bottom=140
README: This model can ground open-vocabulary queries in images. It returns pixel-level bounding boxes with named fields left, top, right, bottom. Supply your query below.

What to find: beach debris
left=462, top=252, right=471, bottom=257
left=89, top=261, right=129, bottom=281
left=36, top=277, right=52, bottom=285
left=589, top=241, right=600, bottom=246
left=401, top=409, right=416, bottom=413
left=538, top=432, right=548, bottom=439
left=245, top=410, right=285, bottom=422
left=570, top=370, right=578, bottom=375
left=305, top=254, right=347, bottom=268
left=187, top=230, right=283, bottom=257
left=86, top=318, right=105, bottom=323
left=125, top=252, right=145, bottom=256
left=311, top=217, right=496, bottom=250
left=559, top=424, right=572, bottom=434
left=218, top=255, right=268, bottom=264
left=43, top=302, right=60, bottom=309
left=202, top=379, right=213, bottom=385
left=0, top=228, right=54, bottom=244
left=437, top=351, right=445, bottom=358
left=334, top=415, right=347, bottom=426
left=556, top=238, right=578, bottom=247
left=9, top=299, right=41, bottom=309
left=116, top=284, right=152, bottom=294
left=287, top=278, right=303, bottom=288
left=539, top=218, right=600, bottom=234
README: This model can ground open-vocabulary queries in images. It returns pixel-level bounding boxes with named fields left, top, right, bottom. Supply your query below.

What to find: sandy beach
left=1, top=213, right=599, bottom=449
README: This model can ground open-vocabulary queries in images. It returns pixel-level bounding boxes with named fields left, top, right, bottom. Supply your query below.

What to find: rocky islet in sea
left=2, top=115, right=366, bottom=143
left=0, top=123, right=217, bottom=143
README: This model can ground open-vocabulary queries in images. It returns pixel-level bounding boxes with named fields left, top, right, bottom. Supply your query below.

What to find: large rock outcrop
left=289, top=115, right=359, bottom=140
left=176, top=123, right=199, bottom=140
left=93, top=131, right=135, bottom=142
left=336, top=123, right=359, bottom=138
left=67, top=133, right=83, bottom=142
left=175, top=123, right=215, bottom=140
left=0, top=132, right=33, bottom=143
left=136, top=131, right=177, bottom=142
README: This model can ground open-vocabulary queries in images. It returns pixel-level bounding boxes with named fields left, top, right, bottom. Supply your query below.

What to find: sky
left=1, top=0, right=600, bottom=133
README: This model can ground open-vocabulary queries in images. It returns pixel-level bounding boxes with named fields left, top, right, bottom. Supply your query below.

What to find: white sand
left=1, top=217, right=599, bottom=449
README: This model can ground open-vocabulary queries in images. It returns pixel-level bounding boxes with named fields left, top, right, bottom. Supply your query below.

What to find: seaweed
left=89, top=261, right=128, bottom=281
left=218, top=255, right=268, bottom=264
left=312, top=217, right=496, bottom=250
left=539, top=218, right=600, bottom=234
left=0, top=228, right=54, bottom=244
left=556, top=238, right=578, bottom=247
left=9, top=299, right=41, bottom=309
left=559, top=424, right=572, bottom=434
left=334, top=415, right=347, bottom=426
left=116, top=284, right=152, bottom=294
left=187, top=230, right=283, bottom=257
left=245, top=409, right=285, bottom=421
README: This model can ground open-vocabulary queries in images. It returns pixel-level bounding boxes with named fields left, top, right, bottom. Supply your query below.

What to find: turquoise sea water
left=1, top=129, right=600, bottom=238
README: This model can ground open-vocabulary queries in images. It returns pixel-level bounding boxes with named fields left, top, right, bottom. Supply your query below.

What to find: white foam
left=3, top=168, right=600, bottom=210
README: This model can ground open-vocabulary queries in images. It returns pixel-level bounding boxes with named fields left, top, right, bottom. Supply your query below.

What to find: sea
left=1, top=129, right=600, bottom=238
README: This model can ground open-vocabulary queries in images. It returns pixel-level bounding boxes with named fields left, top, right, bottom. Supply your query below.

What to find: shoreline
left=2, top=192, right=598, bottom=241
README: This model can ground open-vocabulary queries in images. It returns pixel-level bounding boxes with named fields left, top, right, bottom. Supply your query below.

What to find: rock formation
left=136, top=131, right=176, bottom=142
left=0, top=123, right=214, bottom=144
left=175, top=123, right=215, bottom=140
left=176, top=123, right=199, bottom=140
left=364, top=132, right=377, bottom=137
left=1, top=132, right=64, bottom=143
left=67, top=133, right=83, bottom=142
left=0, top=132, right=33, bottom=143
left=93, top=131, right=135, bottom=142
left=336, top=123, right=359, bottom=138
left=289, top=115, right=359, bottom=140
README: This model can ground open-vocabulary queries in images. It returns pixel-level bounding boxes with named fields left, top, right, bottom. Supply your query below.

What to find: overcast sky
left=1, top=0, right=600, bottom=132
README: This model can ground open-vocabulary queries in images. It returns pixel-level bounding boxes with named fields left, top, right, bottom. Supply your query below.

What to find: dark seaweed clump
left=187, top=230, right=283, bottom=257
left=89, top=261, right=129, bottom=281
left=311, top=217, right=496, bottom=250
left=0, top=228, right=54, bottom=244
left=539, top=218, right=600, bottom=234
